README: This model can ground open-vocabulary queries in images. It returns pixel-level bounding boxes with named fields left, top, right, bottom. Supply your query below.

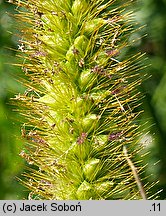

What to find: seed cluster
left=12, top=0, right=150, bottom=200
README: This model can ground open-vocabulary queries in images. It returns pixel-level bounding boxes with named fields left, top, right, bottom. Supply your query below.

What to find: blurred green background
left=0, top=0, right=27, bottom=199
left=0, top=0, right=166, bottom=199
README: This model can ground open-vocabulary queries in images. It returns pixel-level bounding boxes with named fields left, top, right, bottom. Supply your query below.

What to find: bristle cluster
left=13, top=0, right=149, bottom=199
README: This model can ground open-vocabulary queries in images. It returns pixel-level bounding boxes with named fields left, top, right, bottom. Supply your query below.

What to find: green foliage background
left=0, top=0, right=27, bottom=199
left=0, top=0, right=165, bottom=199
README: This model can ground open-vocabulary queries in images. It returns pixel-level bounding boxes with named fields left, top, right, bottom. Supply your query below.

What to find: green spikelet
left=12, top=0, right=152, bottom=199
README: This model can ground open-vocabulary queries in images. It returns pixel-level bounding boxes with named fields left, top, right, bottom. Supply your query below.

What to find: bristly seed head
left=11, top=0, right=154, bottom=200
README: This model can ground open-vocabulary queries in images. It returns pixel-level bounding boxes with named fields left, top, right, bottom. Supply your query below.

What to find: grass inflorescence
left=11, top=0, right=155, bottom=199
